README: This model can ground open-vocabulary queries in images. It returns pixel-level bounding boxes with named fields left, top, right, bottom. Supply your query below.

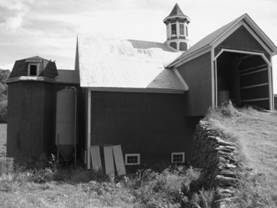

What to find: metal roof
left=55, top=69, right=79, bottom=84
left=163, top=3, right=190, bottom=23
left=78, top=36, right=188, bottom=92
left=167, top=13, right=277, bottom=68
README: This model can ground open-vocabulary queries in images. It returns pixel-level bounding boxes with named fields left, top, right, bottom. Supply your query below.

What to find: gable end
left=214, top=25, right=271, bottom=60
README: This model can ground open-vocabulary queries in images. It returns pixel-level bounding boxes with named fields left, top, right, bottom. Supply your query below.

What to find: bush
left=124, top=166, right=215, bottom=208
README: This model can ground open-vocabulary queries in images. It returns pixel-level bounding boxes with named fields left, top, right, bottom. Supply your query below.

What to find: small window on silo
left=28, top=64, right=39, bottom=76
left=170, top=42, right=177, bottom=50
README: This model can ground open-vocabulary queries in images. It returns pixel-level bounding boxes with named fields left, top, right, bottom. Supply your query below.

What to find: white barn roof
left=78, top=36, right=188, bottom=93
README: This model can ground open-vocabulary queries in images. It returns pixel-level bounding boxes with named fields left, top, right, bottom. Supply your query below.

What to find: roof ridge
left=166, top=14, right=252, bottom=68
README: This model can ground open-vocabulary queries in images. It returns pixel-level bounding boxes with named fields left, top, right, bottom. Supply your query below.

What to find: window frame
left=27, top=63, right=40, bottom=76
left=171, top=152, right=185, bottom=163
left=171, top=23, right=177, bottom=36
left=125, top=153, right=140, bottom=166
left=179, top=23, right=185, bottom=36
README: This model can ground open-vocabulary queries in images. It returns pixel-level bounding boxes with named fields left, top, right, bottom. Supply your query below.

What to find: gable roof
left=167, top=13, right=277, bottom=68
left=78, top=36, right=188, bottom=93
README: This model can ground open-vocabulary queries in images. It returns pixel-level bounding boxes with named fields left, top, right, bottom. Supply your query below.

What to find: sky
left=0, top=0, right=277, bottom=91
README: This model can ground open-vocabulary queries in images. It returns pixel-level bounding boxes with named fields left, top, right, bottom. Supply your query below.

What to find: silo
left=55, top=87, right=77, bottom=163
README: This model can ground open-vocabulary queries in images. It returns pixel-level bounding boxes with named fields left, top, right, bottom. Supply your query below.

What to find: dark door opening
left=216, top=51, right=271, bottom=110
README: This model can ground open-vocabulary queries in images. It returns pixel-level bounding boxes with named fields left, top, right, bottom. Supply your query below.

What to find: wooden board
left=104, top=146, right=115, bottom=176
left=90, top=146, right=102, bottom=171
left=112, top=145, right=126, bottom=176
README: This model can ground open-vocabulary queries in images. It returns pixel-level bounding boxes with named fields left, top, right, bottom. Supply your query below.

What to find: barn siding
left=7, top=82, right=56, bottom=162
left=215, top=26, right=270, bottom=60
left=90, top=91, right=200, bottom=164
left=177, top=52, right=212, bottom=116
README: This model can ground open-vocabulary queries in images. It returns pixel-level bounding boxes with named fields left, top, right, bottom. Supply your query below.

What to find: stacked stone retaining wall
left=192, top=120, right=241, bottom=208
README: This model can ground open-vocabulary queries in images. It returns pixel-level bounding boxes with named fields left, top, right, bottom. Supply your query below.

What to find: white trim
left=239, top=64, right=267, bottom=73
left=240, top=83, right=268, bottom=90
left=179, top=22, right=185, bottom=36
left=167, top=45, right=211, bottom=68
left=7, top=76, right=78, bottom=85
left=240, top=68, right=268, bottom=76
left=270, top=56, right=275, bottom=110
left=86, top=89, right=92, bottom=169
left=167, top=14, right=277, bottom=69
left=125, top=153, right=140, bottom=166
left=171, top=152, right=185, bottom=163
left=242, top=22, right=273, bottom=55
left=268, top=64, right=274, bottom=110
left=212, top=21, right=273, bottom=56
left=173, top=68, right=189, bottom=91
left=211, top=47, right=216, bottom=107
left=213, top=48, right=272, bottom=109
left=241, top=97, right=269, bottom=102
left=83, top=87, right=187, bottom=94
left=243, top=14, right=277, bottom=54
left=214, top=49, right=270, bottom=65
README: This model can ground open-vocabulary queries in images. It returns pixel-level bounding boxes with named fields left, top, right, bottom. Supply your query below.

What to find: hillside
left=0, top=69, right=9, bottom=123
left=206, top=104, right=277, bottom=206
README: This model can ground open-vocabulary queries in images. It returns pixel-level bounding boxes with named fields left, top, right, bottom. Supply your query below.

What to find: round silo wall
left=56, top=88, right=76, bottom=162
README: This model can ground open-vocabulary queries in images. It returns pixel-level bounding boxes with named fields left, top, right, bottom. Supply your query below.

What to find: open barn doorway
left=215, top=50, right=272, bottom=110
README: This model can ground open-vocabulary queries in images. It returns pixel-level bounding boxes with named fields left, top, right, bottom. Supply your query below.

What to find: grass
left=0, top=166, right=214, bottom=208
left=206, top=103, right=277, bottom=207
left=0, top=123, right=215, bottom=208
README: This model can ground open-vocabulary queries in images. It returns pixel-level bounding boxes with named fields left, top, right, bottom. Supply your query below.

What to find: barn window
left=179, top=42, right=187, bottom=51
left=171, top=152, right=185, bottom=163
left=171, top=24, right=177, bottom=35
left=125, top=153, right=140, bottom=165
left=169, top=42, right=177, bottom=50
left=28, top=63, right=39, bottom=76
left=180, top=23, right=185, bottom=35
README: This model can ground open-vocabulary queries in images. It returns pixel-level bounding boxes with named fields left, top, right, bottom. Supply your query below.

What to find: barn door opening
left=215, top=50, right=272, bottom=110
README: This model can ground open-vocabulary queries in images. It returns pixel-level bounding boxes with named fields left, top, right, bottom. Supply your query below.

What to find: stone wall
left=192, top=120, right=241, bottom=208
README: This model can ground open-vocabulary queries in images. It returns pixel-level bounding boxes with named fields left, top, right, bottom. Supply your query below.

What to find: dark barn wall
left=215, top=26, right=270, bottom=59
left=90, top=91, right=200, bottom=165
left=177, top=52, right=212, bottom=116
left=7, top=81, right=56, bottom=162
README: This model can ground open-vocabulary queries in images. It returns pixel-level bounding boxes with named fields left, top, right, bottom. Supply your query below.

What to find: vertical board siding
left=215, top=26, right=270, bottom=60
left=90, top=91, right=200, bottom=164
left=177, top=52, right=212, bottom=116
left=7, top=82, right=56, bottom=161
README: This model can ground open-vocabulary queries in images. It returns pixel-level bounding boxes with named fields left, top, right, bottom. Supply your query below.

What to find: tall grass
left=206, top=103, right=277, bottom=207
left=0, top=165, right=216, bottom=208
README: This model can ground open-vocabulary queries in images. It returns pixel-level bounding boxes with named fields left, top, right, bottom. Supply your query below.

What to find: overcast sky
left=0, top=0, right=277, bottom=91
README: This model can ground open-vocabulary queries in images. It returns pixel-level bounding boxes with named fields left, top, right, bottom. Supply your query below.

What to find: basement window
left=125, top=153, right=140, bottom=165
left=171, top=152, right=185, bottom=163
left=28, top=63, right=39, bottom=76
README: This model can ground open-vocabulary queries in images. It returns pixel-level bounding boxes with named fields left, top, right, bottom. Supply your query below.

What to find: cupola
left=164, top=3, right=190, bottom=51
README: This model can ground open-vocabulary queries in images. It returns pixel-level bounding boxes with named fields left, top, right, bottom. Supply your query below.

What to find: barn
left=6, top=4, right=277, bottom=170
